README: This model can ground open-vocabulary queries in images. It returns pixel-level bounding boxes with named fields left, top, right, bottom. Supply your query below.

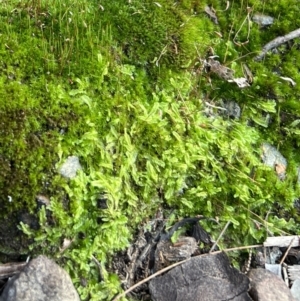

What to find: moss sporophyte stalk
left=1, top=0, right=300, bottom=300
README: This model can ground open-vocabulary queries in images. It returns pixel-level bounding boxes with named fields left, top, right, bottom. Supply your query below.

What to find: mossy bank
left=1, top=0, right=300, bottom=300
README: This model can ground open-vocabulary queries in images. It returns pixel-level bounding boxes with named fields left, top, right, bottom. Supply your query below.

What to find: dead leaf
left=224, top=1, right=230, bottom=11
left=154, top=2, right=162, bottom=8
left=205, top=57, right=251, bottom=88
left=275, top=163, right=286, bottom=176
left=279, top=76, right=296, bottom=87
left=228, top=77, right=250, bottom=88
left=207, top=57, right=234, bottom=80
left=214, top=31, right=223, bottom=38
left=204, top=5, right=218, bottom=24
left=59, top=238, right=74, bottom=253
left=242, top=63, right=253, bottom=84
left=36, top=194, right=50, bottom=206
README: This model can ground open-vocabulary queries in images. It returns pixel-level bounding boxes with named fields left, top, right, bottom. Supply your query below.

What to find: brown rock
left=154, top=237, right=198, bottom=271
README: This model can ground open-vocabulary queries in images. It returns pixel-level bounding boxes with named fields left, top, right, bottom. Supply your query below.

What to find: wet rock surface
left=0, top=255, right=80, bottom=301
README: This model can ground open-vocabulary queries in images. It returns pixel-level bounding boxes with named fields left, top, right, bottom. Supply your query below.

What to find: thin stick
left=242, top=206, right=293, bottom=236
left=229, top=51, right=258, bottom=63
left=205, top=101, right=227, bottom=111
left=215, top=244, right=262, bottom=253
left=264, top=210, right=272, bottom=242
left=255, top=28, right=300, bottom=61
left=279, top=237, right=296, bottom=265
left=209, top=221, right=231, bottom=253
left=224, top=23, right=235, bottom=63
left=227, top=163, right=260, bottom=184
left=0, top=261, right=27, bottom=279
left=91, top=255, right=104, bottom=281
left=111, top=244, right=262, bottom=301
left=233, top=11, right=251, bottom=46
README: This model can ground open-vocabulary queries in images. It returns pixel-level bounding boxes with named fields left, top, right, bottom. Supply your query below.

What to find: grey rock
left=267, top=246, right=282, bottom=264
left=261, top=142, right=287, bottom=180
left=248, top=268, right=296, bottom=301
left=265, top=264, right=282, bottom=279
left=223, top=100, right=241, bottom=119
left=59, top=155, right=82, bottom=179
left=0, top=255, right=80, bottom=301
left=291, top=278, right=300, bottom=301
left=254, top=251, right=266, bottom=267
left=253, top=14, right=274, bottom=26
left=149, top=252, right=251, bottom=301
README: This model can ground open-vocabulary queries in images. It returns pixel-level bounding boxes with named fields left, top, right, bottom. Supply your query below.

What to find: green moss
left=1, top=0, right=300, bottom=300
left=179, top=16, right=216, bottom=64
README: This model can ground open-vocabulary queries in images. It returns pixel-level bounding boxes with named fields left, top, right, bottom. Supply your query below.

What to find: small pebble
left=253, top=13, right=274, bottom=26
left=59, top=156, right=82, bottom=179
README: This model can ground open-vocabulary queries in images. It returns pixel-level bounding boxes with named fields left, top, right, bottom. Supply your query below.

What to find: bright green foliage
left=1, top=0, right=300, bottom=300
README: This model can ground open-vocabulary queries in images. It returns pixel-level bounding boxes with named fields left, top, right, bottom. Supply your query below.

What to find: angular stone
left=149, top=252, right=251, bottom=301
left=0, top=255, right=80, bottom=301
left=248, top=268, right=296, bottom=301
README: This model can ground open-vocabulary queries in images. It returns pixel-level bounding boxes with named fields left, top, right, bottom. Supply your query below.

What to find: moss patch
left=1, top=0, right=300, bottom=300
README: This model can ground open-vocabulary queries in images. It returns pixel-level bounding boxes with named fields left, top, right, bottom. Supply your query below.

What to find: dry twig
left=209, top=221, right=231, bottom=253
left=233, top=7, right=252, bottom=46
left=111, top=244, right=263, bottom=301
left=0, top=262, right=27, bottom=279
left=255, top=28, right=300, bottom=61
left=279, top=237, right=296, bottom=265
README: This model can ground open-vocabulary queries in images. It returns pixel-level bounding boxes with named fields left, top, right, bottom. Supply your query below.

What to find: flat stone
left=149, top=252, right=251, bottom=301
left=248, top=268, right=296, bottom=301
left=0, top=255, right=80, bottom=301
